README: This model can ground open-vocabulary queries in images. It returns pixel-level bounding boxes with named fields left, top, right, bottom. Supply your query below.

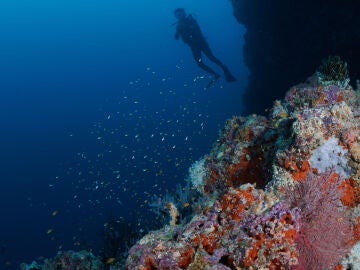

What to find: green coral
left=317, top=55, right=350, bottom=88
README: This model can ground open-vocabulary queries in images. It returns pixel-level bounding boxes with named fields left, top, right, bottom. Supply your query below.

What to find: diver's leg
left=202, top=44, right=236, bottom=82
left=191, top=47, right=220, bottom=78
left=202, top=44, right=227, bottom=69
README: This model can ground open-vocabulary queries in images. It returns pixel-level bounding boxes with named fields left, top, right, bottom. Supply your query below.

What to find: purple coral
left=324, top=85, right=340, bottom=103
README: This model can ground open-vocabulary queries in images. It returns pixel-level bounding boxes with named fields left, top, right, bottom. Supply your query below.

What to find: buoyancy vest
left=177, top=15, right=206, bottom=46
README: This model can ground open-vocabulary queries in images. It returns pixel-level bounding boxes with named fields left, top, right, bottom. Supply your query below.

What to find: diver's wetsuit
left=175, top=15, right=236, bottom=82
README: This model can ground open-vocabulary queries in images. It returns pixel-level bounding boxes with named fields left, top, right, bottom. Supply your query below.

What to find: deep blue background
left=0, top=0, right=247, bottom=267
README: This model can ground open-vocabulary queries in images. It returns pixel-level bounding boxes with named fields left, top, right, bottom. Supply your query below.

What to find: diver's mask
left=174, top=8, right=186, bottom=20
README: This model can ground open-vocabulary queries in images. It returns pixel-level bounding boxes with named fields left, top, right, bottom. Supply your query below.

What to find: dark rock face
left=230, top=0, right=360, bottom=114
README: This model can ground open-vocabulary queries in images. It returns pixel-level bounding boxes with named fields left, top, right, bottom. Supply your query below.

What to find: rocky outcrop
left=125, top=69, right=360, bottom=269
left=230, top=0, right=360, bottom=114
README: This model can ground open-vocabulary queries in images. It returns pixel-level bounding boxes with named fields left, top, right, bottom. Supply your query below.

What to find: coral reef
left=21, top=68, right=360, bottom=269
left=126, top=70, right=360, bottom=269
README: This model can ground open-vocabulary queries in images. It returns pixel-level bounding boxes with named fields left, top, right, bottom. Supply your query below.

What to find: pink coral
left=285, top=171, right=353, bottom=270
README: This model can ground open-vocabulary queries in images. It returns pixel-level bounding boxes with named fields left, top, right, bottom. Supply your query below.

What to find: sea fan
left=285, top=171, right=353, bottom=270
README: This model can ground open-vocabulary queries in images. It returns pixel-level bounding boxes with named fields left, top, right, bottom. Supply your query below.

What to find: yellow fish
left=102, top=257, right=116, bottom=264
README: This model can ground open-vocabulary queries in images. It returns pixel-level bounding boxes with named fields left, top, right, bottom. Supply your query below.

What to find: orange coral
left=284, top=156, right=310, bottom=181
left=242, top=225, right=297, bottom=268
left=339, top=177, right=360, bottom=207
left=219, top=186, right=256, bottom=221
left=336, top=92, right=345, bottom=102
left=200, top=233, right=217, bottom=254
left=143, top=257, right=156, bottom=270
left=243, top=247, right=260, bottom=267
left=190, top=230, right=221, bottom=255
left=178, top=247, right=194, bottom=268
left=225, top=146, right=267, bottom=188
left=315, top=91, right=326, bottom=105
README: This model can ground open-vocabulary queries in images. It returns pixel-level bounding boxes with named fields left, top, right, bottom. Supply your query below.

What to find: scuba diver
left=173, top=8, right=237, bottom=86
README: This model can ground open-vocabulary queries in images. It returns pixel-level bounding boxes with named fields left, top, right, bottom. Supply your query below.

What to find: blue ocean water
left=0, top=0, right=247, bottom=267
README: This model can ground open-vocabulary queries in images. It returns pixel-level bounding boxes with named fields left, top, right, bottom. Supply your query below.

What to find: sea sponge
left=309, top=136, right=351, bottom=178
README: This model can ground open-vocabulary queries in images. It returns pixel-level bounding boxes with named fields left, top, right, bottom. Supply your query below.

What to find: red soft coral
left=285, top=171, right=353, bottom=270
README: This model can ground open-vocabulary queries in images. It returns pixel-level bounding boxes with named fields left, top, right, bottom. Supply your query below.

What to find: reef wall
left=124, top=64, right=360, bottom=269
left=230, top=0, right=360, bottom=114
